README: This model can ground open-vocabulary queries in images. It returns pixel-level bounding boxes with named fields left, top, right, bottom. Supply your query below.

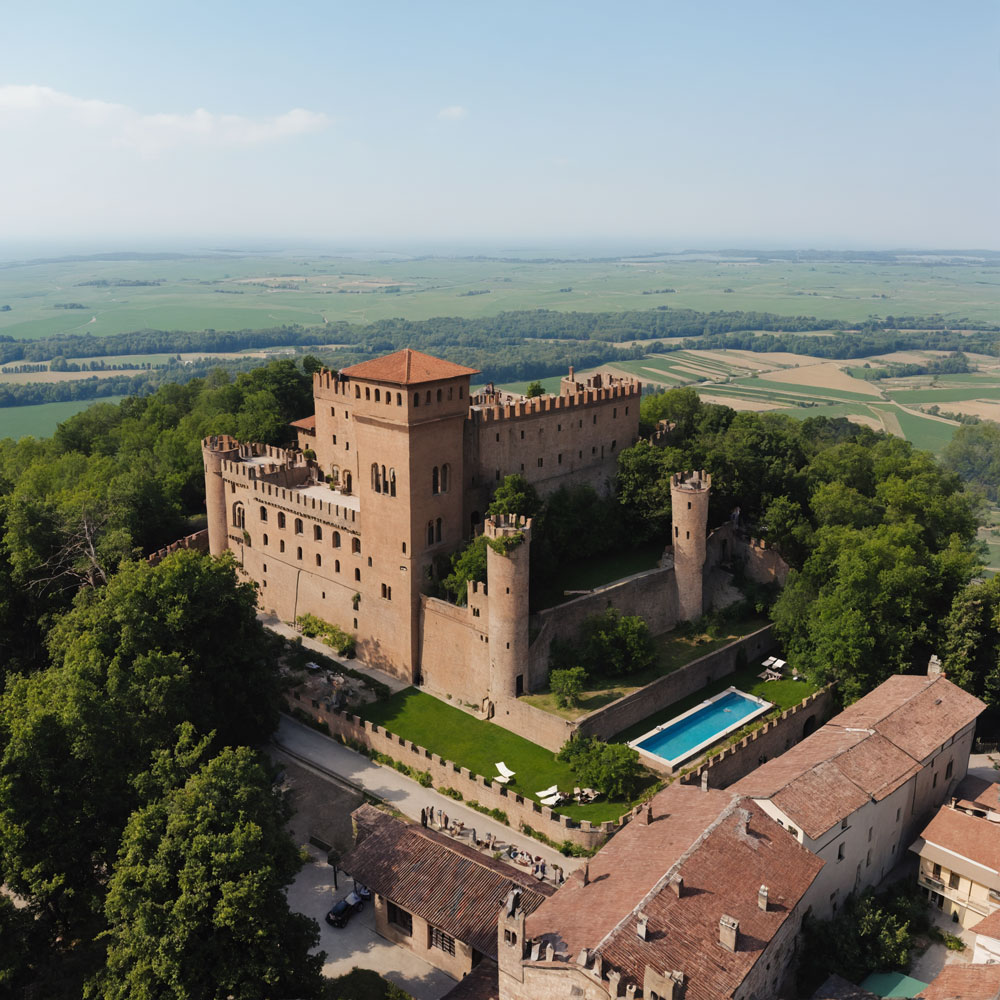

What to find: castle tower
left=202, top=434, right=241, bottom=556
left=486, top=514, right=532, bottom=701
left=670, top=470, right=711, bottom=621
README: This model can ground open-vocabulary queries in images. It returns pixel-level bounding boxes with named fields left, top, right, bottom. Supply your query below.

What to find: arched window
left=435, top=518, right=442, bottom=543
left=425, top=390, right=431, bottom=404
left=344, top=472, right=352, bottom=494
left=277, top=512, right=286, bottom=529
left=232, top=503, right=245, bottom=529
left=432, top=466, right=439, bottom=494
left=279, top=540, right=285, bottom=552
left=315, top=554, right=322, bottom=567
left=459, top=386, right=463, bottom=398
left=333, top=531, right=341, bottom=548
left=354, top=568, right=361, bottom=581
left=441, top=463, right=450, bottom=493
left=437, top=388, right=442, bottom=402
left=354, top=385, right=360, bottom=398
left=263, top=533, right=269, bottom=546
left=381, top=465, right=386, bottom=493
left=414, top=393, right=420, bottom=407
left=335, top=559, right=340, bottom=573
left=296, top=546, right=303, bottom=560
left=259, top=506, right=268, bottom=521
left=389, top=468, right=396, bottom=497
left=330, top=465, right=340, bottom=485
left=365, top=387, right=371, bottom=400
left=374, top=388, right=380, bottom=402
left=396, top=392, right=402, bottom=405
left=313, top=525, right=322, bottom=541
left=352, top=537, right=361, bottom=554
left=427, top=521, right=435, bottom=546
left=372, top=463, right=381, bottom=493
left=294, top=518, right=303, bottom=535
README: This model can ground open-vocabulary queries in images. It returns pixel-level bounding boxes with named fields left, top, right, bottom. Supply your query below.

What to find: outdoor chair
left=536, top=784, right=558, bottom=799
left=495, top=761, right=516, bottom=784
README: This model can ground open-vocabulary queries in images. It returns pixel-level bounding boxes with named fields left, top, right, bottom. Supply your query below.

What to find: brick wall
left=575, top=625, right=777, bottom=742
left=147, top=529, right=210, bottom=566
left=492, top=697, right=578, bottom=754
left=679, top=686, right=837, bottom=789
left=286, top=698, right=632, bottom=849
left=419, top=594, right=490, bottom=706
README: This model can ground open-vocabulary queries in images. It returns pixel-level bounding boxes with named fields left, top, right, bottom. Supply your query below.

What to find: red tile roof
left=340, top=348, right=480, bottom=385
left=441, top=960, right=498, bottom=1000
left=734, top=676, right=984, bottom=839
left=340, top=805, right=552, bottom=961
left=915, top=804, right=1000, bottom=875
left=918, top=963, right=1000, bottom=999
left=289, top=414, right=316, bottom=430
left=971, top=908, right=1000, bottom=940
left=955, top=776, right=1000, bottom=815
left=524, top=786, right=823, bottom=1000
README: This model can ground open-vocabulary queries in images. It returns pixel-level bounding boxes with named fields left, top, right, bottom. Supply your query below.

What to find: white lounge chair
left=536, top=784, right=558, bottom=798
left=762, top=656, right=777, bottom=668
left=495, top=762, right=516, bottom=784
left=540, top=791, right=562, bottom=807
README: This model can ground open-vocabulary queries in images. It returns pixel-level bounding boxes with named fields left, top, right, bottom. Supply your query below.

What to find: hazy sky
left=1, top=1, right=997, bottom=249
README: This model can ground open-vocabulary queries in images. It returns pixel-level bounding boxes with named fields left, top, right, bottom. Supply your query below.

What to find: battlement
left=235, top=476, right=360, bottom=526
left=147, top=529, right=209, bottom=566
left=671, top=469, right=711, bottom=492
left=468, top=379, right=639, bottom=425
left=202, top=433, right=241, bottom=453
left=484, top=513, right=533, bottom=542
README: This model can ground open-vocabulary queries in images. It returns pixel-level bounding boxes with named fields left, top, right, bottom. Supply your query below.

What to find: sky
left=0, top=0, right=997, bottom=250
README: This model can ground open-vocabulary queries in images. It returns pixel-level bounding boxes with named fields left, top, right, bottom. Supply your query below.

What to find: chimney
left=576, top=948, right=590, bottom=967
left=607, top=970, right=622, bottom=998
left=701, top=771, right=709, bottom=792
left=545, top=943, right=554, bottom=962
left=639, top=804, right=653, bottom=825
left=582, top=862, right=590, bottom=886
left=637, top=912, right=649, bottom=940
left=670, top=874, right=684, bottom=897
left=568, top=365, right=575, bottom=380
left=758, top=885, right=769, bottom=911
left=719, top=915, right=739, bottom=952
left=928, top=653, right=943, bottom=677
left=626, top=985, right=637, bottom=998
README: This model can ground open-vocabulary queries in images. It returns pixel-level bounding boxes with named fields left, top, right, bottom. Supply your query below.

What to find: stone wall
left=492, top=696, right=578, bottom=754
left=287, top=697, right=630, bottom=849
left=705, top=522, right=789, bottom=587
left=679, top=686, right=836, bottom=789
left=575, top=625, right=777, bottom=742
left=147, top=529, right=210, bottom=566
left=419, top=593, right=490, bottom=707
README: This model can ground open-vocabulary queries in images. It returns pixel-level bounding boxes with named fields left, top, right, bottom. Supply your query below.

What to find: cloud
left=437, top=105, right=469, bottom=120
left=0, top=85, right=329, bottom=155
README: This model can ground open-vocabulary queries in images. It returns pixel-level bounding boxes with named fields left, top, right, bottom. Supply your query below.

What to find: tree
left=525, top=380, right=544, bottom=398
left=580, top=607, right=655, bottom=677
left=487, top=474, right=541, bottom=520
left=615, top=440, right=677, bottom=539
left=639, top=386, right=702, bottom=437
left=556, top=737, right=643, bottom=799
left=943, top=421, right=1000, bottom=500
left=550, top=666, right=586, bottom=708
left=941, top=576, right=1000, bottom=707
left=442, top=535, right=488, bottom=604
left=89, top=740, right=325, bottom=1000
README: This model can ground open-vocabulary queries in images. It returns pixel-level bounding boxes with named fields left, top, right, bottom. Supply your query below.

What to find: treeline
left=849, top=352, right=971, bottom=381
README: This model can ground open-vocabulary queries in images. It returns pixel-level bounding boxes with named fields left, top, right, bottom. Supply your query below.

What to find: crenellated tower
left=486, top=514, right=532, bottom=701
left=202, top=434, right=241, bottom=556
left=670, top=470, right=711, bottom=621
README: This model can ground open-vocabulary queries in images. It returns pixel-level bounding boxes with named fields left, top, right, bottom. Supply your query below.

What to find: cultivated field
left=0, top=397, right=128, bottom=440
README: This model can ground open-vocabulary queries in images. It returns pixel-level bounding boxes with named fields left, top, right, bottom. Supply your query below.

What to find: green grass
left=0, top=396, right=127, bottom=440
left=355, top=689, right=655, bottom=823
left=889, top=408, right=958, bottom=453
left=614, top=662, right=821, bottom=744
left=522, top=610, right=769, bottom=720
left=532, top=542, right=665, bottom=611
left=887, top=386, right=1000, bottom=403
left=732, top=377, right=877, bottom=401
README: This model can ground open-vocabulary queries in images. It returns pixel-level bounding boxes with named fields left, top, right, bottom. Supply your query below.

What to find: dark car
left=325, top=890, right=365, bottom=928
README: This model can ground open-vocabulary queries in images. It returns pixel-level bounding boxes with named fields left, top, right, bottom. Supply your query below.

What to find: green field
left=3, top=251, right=999, bottom=343
left=0, top=396, right=128, bottom=440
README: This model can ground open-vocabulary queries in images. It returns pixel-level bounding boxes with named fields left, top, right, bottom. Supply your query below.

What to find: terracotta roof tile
left=289, top=415, right=316, bottom=430
left=955, top=776, right=1000, bottom=814
left=339, top=806, right=552, bottom=961
left=918, top=963, right=1000, bottom=999
left=770, top=761, right=872, bottom=840
left=340, top=348, right=480, bottom=385
left=524, top=787, right=823, bottom=1000
left=915, top=805, right=1000, bottom=875
left=441, top=960, right=498, bottom=1000
left=971, top=908, right=1000, bottom=940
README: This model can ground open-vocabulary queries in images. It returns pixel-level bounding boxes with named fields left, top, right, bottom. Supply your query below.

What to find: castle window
left=402, top=541, right=406, bottom=554
left=314, top=525, right=322, bottom=541
left=427, top=521, right=434, bottom=546
left=625, top=406, right=629, bottom=415
left=315, top=554, right=322, bottom=567
left=389, top=468, right=396, bottom=497
left=437, top=388, right=442, bottom=402
left=558, top=454, right=562, bottom=464
left=448, top=387, right=453, bottom=399
left=432, top=466, right=439, bottom=494
left=688, top=501, right=691, bottom=509
left=263, top=564, right=267, bottom=573
left=675, top=526, right=679, bottom=537
left=520, top=464, right=524, bottom=471
left=686, top=531, right=690, bottom=539
left=414, top=393, right=419, bottom=406
left=296, top=547, right=303, bottom=561
left=365, top=387, right=370, bottom=400
left=593, top=414, right=597, bottom=424
left=472, top=607, right=480, bottom=617
left=332, top=434, right=337, bottom=445
left=331, top=407, right=335, bottom=416
left=367, top=557, right=372, bottom=567
left=335, top=559, right=340, bottom=572
left=946, top=760, right=953, bottom=779
left=355, top=385, right=360, bottom=398
left=578, top=450, right=582, bottom=459
left=592, top=446, right=597, bottom=454
left=436, top=518, right=442, bottom=543
left=352, top=537, right=361, bottom=554
left=345, top=441, right=349, bottom=451
left=374, top=389, right=380, bottom=402
left=611, top=440, right=616, bottom=450
left=232, top=503, right=245, bottom=529
left=613, top=407, right=617, bottom=418
left=381, top=465, right=387, bottom=493
left=459, top=386, right=463, bottom=398
left=520, top=430, right=524, bottom=440
left=263, top=533, right=268, bottom=546
left=259, top=506, right=268, bottom=521
left=333, top=531, right=341, bottom=548
left=385, top=393, right=390, bottom=405
left=837, top=843, right=845, bottom=861
left=372, top=463, right=382, bottom=493
left=354, top=617, right=358, bottom=628
left=425, top=390, right=431, bottom=404
left=294, top=518, right=303, bottom=535
left=537, top=457, right=543, bottom=467
left=441, top=464, right=450, bottom=492
left=280, top=540, right=285, bottom=553
left=496, top=469, right=500, bottom=481
left=381, top=583, right=392, bottom=600
left=330, top=465, right=340, bottom=485
left=231, top=483, right=236, bottom=493
left=396, top=392, right=402, bottom=405
left=354, top=568, right=361, bottom=581
left=496, top=433, right=500, bottom=442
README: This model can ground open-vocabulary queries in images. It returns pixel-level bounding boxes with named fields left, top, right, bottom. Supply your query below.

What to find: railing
left=920, top=873, right=945, bottom=891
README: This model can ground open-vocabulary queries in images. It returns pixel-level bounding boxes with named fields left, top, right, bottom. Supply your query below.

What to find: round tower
left=485, top=514, right=532, bottom=702
left=670, top=469, right=711, bottom=622
left=201, top=435, right=241, bottom=556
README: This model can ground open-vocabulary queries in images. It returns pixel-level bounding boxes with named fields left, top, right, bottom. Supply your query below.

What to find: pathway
left=271, top=714, right=584, bottom=877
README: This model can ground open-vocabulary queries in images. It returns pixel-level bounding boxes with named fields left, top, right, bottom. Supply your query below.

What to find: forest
left=2, top=359, right=1000, bottom=995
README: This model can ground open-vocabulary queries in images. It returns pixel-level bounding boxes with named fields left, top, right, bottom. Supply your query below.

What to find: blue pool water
left=636, top=690, right=766, bottom=764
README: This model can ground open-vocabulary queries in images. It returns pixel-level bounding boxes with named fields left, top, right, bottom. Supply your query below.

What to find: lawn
left=532, top=541, right=665, bottom=611
left=355, top=689, right=656, bottom=823
left=614, top=661, right=821, bottom=744
left=521, top=609, right=770, bottom=719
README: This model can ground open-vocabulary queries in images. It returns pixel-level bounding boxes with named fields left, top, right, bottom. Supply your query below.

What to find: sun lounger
left=762, top=656, right=777, bottom=667
left=496, top=761, right=516, bottom=779
left=536, top=784, right=558, bottom=798
left=495, top=774, right=512, bottom=785
left=540, top=791, right=563, bottom=807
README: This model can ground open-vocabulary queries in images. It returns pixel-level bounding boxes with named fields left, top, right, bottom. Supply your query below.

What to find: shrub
left=550, top=666, right=587, bottom=708
left=466, top=800, right=509, bottom=823
left=557, top=736, right=643, bottom=799
left=295, top=613, right=356, bottom=656
left=519, top=823, right=596, bottom=857
left=551, top=608, right=655, bottom=679
left=439, top=787, right=464, bottom=801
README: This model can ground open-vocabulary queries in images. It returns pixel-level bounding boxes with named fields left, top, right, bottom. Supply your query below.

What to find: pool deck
left=628, top=686, right=773, bottom=773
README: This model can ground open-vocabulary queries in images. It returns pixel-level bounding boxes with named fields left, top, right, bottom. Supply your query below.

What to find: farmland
left=0, top=396, right=128, bottom=439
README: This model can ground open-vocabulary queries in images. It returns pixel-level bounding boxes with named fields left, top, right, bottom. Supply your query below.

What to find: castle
left=202, top=348, right=715, bottom=705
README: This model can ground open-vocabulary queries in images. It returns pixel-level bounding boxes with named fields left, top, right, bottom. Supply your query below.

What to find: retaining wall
left=680, top=686, right=837, bottom=789
left=492, top=696, right=578, bottom=754
left=575, top=624, right=777, bottom=741
left=287, top=695, right=632, bottom=849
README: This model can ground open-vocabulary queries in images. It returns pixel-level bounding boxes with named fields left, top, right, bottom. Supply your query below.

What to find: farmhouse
left=202, top=348, right=727, bottom=709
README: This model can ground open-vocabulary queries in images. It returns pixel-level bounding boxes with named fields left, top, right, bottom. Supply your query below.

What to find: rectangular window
left=558, top=453, right=562, bottom=464
left=949, top=871, right=960, bottom=890
left=932, top=863, right=942, bottom=879
left=837, top=843, right=845, bottom=861
left=537, top=457, right=543, bottom=467
left=430, top=926, right=456, bottom=955
left=387, top=902, right=412, bottom=936
left=332, top=434, right=337, bottom=444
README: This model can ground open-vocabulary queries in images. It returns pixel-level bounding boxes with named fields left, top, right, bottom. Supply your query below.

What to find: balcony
left=920, top=873, right=945, bottom=892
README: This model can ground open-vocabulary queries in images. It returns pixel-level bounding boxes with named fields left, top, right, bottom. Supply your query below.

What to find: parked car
left=325, top=890, right=365, bottom=928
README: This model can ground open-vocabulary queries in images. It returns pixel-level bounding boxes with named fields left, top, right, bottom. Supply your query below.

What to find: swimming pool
left=629, top=688, right=773, bottom=769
